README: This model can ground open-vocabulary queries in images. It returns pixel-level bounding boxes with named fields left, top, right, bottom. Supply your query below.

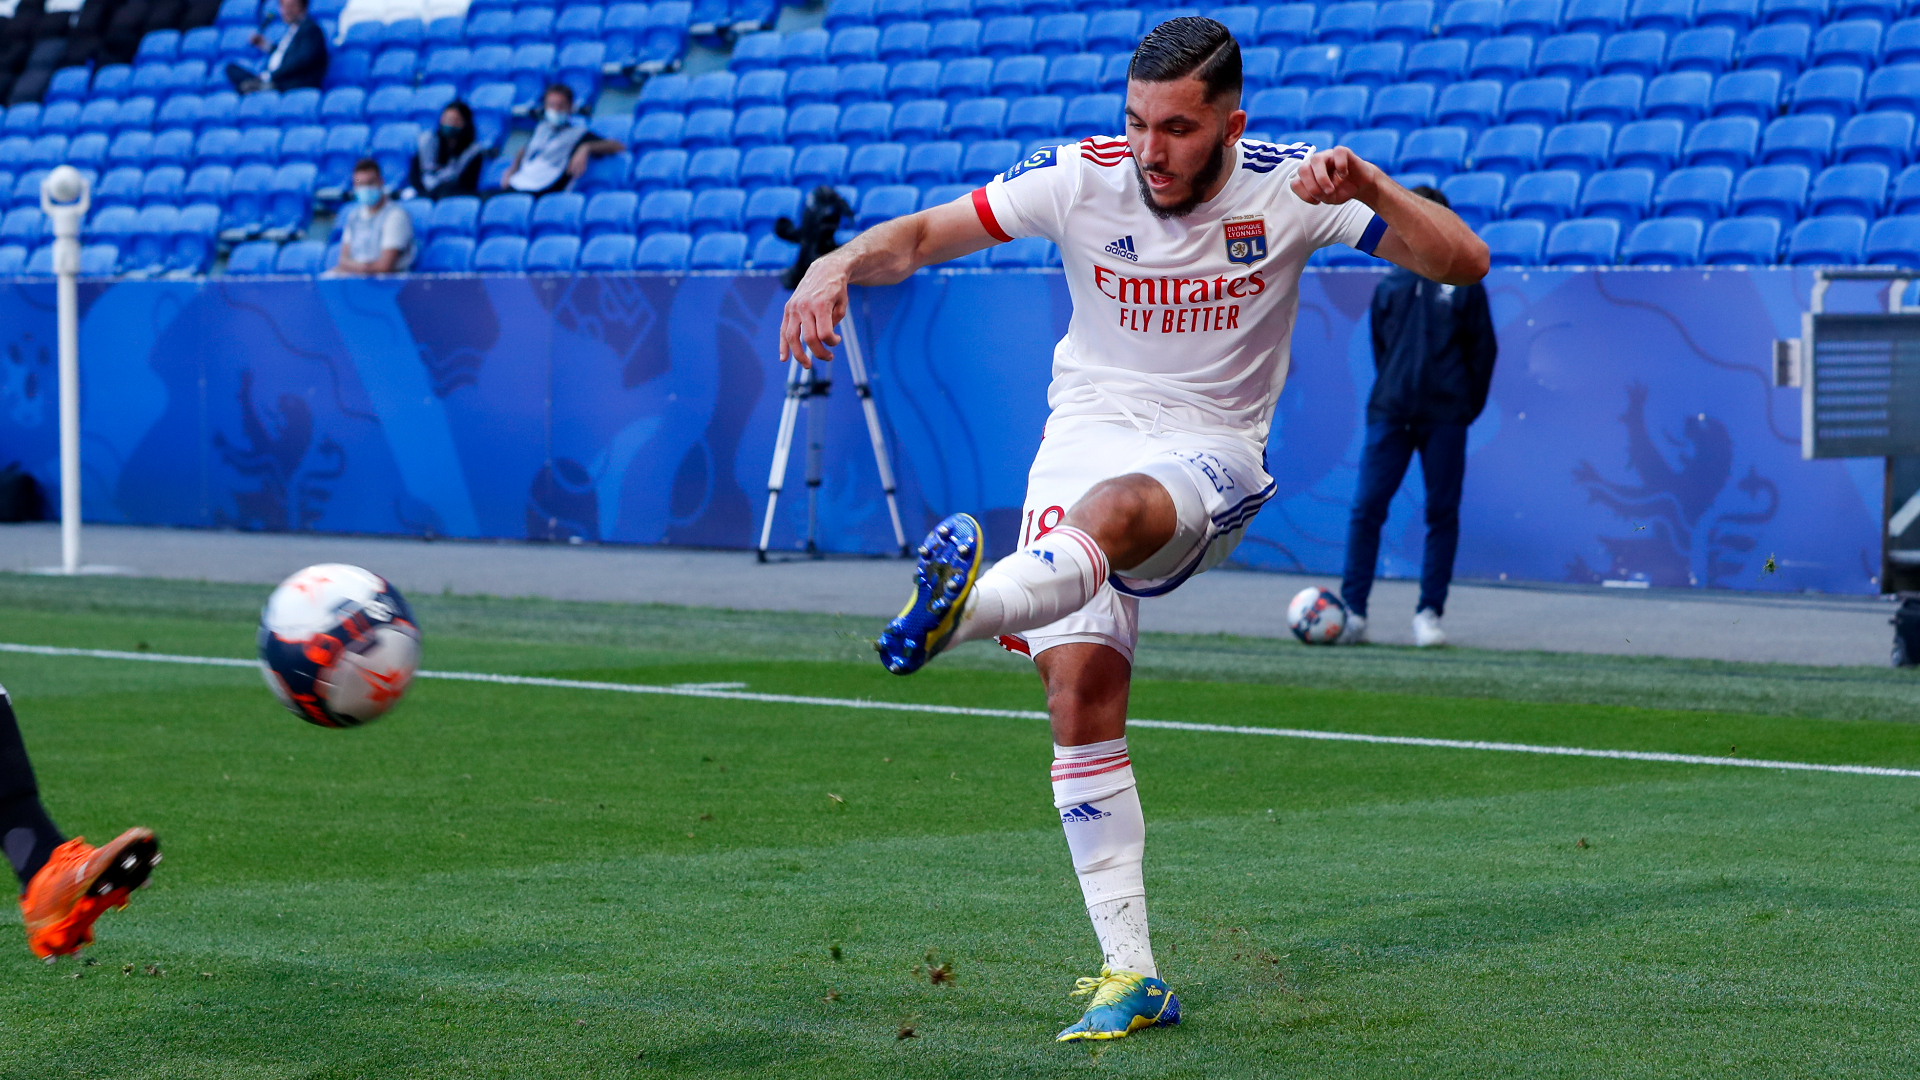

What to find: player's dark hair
left=1129, top=17, right=1242, bottom=103
left=1410, top=184, right=1450, bottom=209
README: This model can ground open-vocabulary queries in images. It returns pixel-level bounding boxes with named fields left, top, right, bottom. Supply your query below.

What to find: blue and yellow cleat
left=874, top=513, right=985, bottom=676
left=1054, top=966, right=1181, bottom=1042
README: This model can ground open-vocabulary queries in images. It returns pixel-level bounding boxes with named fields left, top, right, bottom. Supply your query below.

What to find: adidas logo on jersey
left=1103, top=235, right=1138, bottom=262
left=1061, top=803, right=1113, bottom=823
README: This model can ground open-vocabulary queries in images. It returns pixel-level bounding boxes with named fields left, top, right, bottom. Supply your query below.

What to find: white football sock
left=1052, top=738, right=1157, bottom=979
left=952, top=526, right=1108, bottom=645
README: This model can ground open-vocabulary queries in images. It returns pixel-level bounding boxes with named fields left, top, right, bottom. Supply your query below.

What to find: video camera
left=774, top=185, right=854, bottom=290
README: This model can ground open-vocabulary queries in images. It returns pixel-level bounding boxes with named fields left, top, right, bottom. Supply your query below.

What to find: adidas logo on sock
left=1060, top=802, right=1113, bottom=823
left=1103, top=235, right=1137, bottom=262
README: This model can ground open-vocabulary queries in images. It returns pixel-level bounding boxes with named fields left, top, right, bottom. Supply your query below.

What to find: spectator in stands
left=226, top=0, right=327, bottom=94
left=1339, top=186, right=1498, bottom=649
left=333, top=159, right=416, bottom=275
left=407, top=101, right=487, bottom=200
left=500, top=84, right=624, bottom=196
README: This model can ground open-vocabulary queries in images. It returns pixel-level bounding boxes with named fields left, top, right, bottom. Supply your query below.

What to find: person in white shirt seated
left=333, top=159, right=416, bottom=275
left=500, top=84, right=624, bottom=196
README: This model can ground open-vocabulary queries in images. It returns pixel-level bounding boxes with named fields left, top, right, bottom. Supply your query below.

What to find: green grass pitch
left=0, top=573, right=1918, bottom=1078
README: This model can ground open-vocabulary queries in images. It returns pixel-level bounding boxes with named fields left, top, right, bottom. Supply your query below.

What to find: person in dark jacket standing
left=1339, top=186, right=1498, bottom=648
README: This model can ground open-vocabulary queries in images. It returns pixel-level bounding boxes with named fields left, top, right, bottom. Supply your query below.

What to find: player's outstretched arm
left=1291, top=146, right=1491, bottom=286
left=780, top=197, right=999, bottom=367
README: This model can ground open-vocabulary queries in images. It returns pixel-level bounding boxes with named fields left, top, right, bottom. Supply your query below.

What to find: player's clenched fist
left=779, top=265, right=848, bottom=368
left=1291, top=146, right=1381, bottom=207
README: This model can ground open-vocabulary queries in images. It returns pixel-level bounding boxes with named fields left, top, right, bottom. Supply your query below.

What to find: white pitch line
left=3, top=641, right=1916, bottom=780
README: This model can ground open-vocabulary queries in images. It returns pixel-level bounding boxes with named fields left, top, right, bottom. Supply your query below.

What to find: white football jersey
left=974, top=136, right=1384, bottom=451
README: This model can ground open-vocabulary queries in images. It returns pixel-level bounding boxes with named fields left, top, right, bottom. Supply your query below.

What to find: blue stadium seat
left=961, top=139, right=1020, bottom=183
left=780, top=28, right=830, bottom=70
left=829, top=25, right=881, bottom=66
left=1373, top=0, right=1435, bottom=41
left=679, top=107, right=734, bottom=150
left=855, top=183, right=918, bottom=228
left=1473, top=123, right=1545, bottom=178
left=1630, top=72, right=1704, bottom=126
left=172, top=202, right=222, bottom=272
left=689, top=231, right=748, bottom=269
left=1504, top=0, right=1563, bottom=38
left=319, top=86, right=364, bottom=127
left=629, top=112, right=685, bottom=154
left=1732, top=163, right=1811, bottom=224
left=1441, top=171, right=1507, bottom=227
left=979, top=15, right=1034, bottom=57
left=1406, top=38, right=1471, bottom=84
left=370, top=48, right=418, bottom=89
left=903, top=139, right=961, bottom=185
left=744, top=185, right=801, bottom=238
left=1471, top=35, right=1535, bottom=82
left=1790, top=66, right=1863, bottom=123
left=992, top=56, right=1046, bottom=100
left=1401, top=125, right=1471, bottom=175
left=105, top=131, right=154, bottom=170
left=686, top=146, right=742, bottom=189
left=1835, top=111, right=1913, bottom=168
left=1543, top=120, right=1613, bottom=172
left=1366, top=84, right=1433, bottom=133
left=1812, top=20, right=1879, bottom=71
left=935, top=56, right=992, bottom=100
left=740, top=144, right=795, bottom=188
left=1580, top=166, right=1655, bottom=221
left=1702, top=214, right=1780, bottom=261
left=1865, top=215, right=1920, bottom=267
left=21, top=134, right=64, bottom=170
left=1079, top=8, right=1139, bottom=54
left=730, top=32, right=786, bottom=74
left=581, top=191, right=638, bottom=240
left=1739, top=23, right=1810, bottom=78
left=637, top=189, right=693, bottom=237
left=77, top=101, right=121, bottom=136
left=1759, top=113, right=1834, bottom=169
left=317, top=124, right=370, bottom=191
left=1342, top=128, right=1401, bottom=170
left=825, top=0, right=874, bottom=29
left=273, top=239, right=324, bottom=275
left=570, top=232, right=632, bottom=271
left=1033, top=12, right=1086, bottom=56
left=526, top=234, right=581, bottom=272
left=425, top=15, right=464, bottom=48
left=76, top=242, right=118, bottom=276
left=140, top=166, right=186, bottom=209
left=91, top=66, right=134, bottom=100
left=637, top=72, right=691, bottom=115
left=1506, top=168, right=1582, bottom=220
left=557, top=5, right=603, bottom=46
left=467, top=84, right=517, bottom=145
left=137, top=30, right=182, bottom=65
left=416, top=235, right=476, bottom=272
left=429, top=196, right=481, bottom=240
left=1505, top=78, right=1571, bottom=126
left=1887, top=18, right=1920, bottom=65
left=1684, top=115, right=1761, bottom=169
left=263, top=164, right=314, bottom=239
left=1785, top=214, right=1866, bottom=264
left=794, top=143, right=852, bottom=187
left=1063, top=93, right=1120, bottom=139
left=1760, top=0, right=1826, bottom=27
left=1614, top=117, right=1686, bottom=172
left=1483, top=218, right=1547, bottom=263
left=365, top=85, right=416, bottom=128
left=1437, top=80, right=1504, bottom=132
left=65, top=133, right=110, bottom=171
left=235, top=126, right=281, bottom=167
left=1249, top=87, right=1309, bottom=132
left=369, top=123, right=422, bottom=186
left=1340, top=43, right=1405, bottom=88
left=116, top=98, right=158, bottom=134
left=509, top=44, right=558, bottom=104
left=1656, top=165, right=1734, bottom=218
left=1044, top=53, right=1101, bottom=99
left=1836, top=0, right=1897, bottom=20
left=634, top=148, right=689, bottom=191
left=1567, top=0, right=1630, bottom=32
left=559, top=42, right=609, bottom=106
left=1007, top=95, right=1063, bottom=140
left=1598, top=29, right=1666, bottom=78
left=924, top=17, right=977, bottom=59
left=156, top=94, right=202, bottom=133
left=1440, top=0, right=1501, bottom=39
left=224, top=240, right=279, bottom=275
left=634, top=231, right=692, bottom=270
left=1316, top=1, right=1378, bottom=45
left=1545, top=216, right=1620, bottom=263
left=1809, top=162, right=1887, bottom=218
left=689, top=187, right=746, bottom=235
left=1864, top=65, right=1920, bottom=120
left=1533, top=32, right=1601, bottom=81
left=145, top=129, right=192, bottom=171
left=950, top=97, right=1008, bottom=140
left=474, top=235, right=529, bottom=272
left=735, top=68, right=789, bottom=108
left=1629, top=0, right=1691, bottom=31
left=881, top=59, right=937, bottom=101
left=1667, top=26, right=1737, bottom=74
left=530, top=192, right=585, bottom=239
left=1306, top=86, right=1370, bottom=131
left=1095, top=53, right=1133, bottom=95
left=1621, top=216, right=1703, bottom=262
left=88, top=205, right=140, bottom=254
left=1241, top=46, right=1282, bottom=91
left=1281, top=44, right=1343, bottom=89
left=509, top=7, right=555, bottom=48
left=47, top=68, right=91, bottom=104
left=1695, top=0, right=1760, bottom=30
left=183, top=163, right=231, bottom=207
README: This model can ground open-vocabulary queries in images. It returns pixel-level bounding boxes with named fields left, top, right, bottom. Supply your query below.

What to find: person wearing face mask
left=500, top=84, right=624, bottom=196
left=226, top=0, right=327, bottom=93
left=408, top=102, right=487, bottom=200
left=334, top=159, right=416, bottom=275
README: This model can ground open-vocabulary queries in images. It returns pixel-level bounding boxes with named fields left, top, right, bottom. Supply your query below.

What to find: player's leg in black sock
left=0, top=688, right=65, bottom=892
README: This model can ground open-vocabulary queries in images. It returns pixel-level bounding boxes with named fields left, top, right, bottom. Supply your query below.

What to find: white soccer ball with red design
left=258, top=564, right=421, bottom=728
left=1287, top=586, right=1348, bottom=645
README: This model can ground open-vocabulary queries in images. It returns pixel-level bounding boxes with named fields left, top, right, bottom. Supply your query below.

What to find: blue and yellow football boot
left=874, top=513, right=984, bottom=676
left=1054, top=966, right=1181, bottom=1042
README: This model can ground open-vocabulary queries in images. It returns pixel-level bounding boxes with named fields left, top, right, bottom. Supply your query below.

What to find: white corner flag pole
left=41, top=167, right=88, bottom=575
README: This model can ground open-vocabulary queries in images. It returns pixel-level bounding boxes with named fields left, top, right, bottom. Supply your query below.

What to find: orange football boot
left=20, top=828, right=160, bottom=960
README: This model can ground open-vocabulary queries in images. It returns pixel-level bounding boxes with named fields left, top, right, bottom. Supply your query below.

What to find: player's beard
left=1135, top=139, right=1229, bottom=221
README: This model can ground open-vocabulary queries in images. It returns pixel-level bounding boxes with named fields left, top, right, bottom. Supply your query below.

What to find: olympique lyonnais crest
left=1223, top=216, right=1267, bottom=266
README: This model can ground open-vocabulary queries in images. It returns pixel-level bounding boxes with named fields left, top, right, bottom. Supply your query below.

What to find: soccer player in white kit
left=779, top=17, right=1489, bottom=1042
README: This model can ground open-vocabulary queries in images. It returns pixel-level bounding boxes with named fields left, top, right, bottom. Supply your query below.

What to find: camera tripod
left=756, top=313, right=910, bottom=561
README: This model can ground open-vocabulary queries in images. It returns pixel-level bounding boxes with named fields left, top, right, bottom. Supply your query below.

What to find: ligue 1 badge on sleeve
left=1224, top=215, right=1267, bottom=266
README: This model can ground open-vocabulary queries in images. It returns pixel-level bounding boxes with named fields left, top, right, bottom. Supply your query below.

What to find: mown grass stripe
left=5, top=640, right=1916, bottom=780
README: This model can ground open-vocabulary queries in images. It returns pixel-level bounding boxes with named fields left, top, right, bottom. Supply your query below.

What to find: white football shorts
left=1002, top=418, right=1275, bottom=664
